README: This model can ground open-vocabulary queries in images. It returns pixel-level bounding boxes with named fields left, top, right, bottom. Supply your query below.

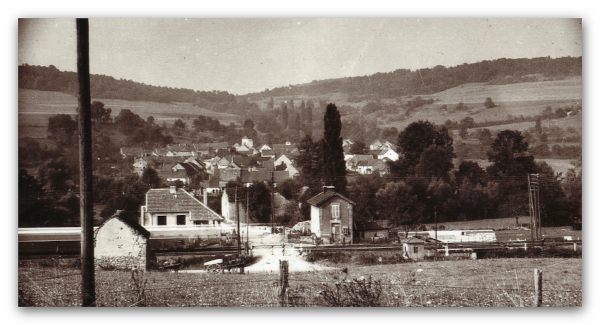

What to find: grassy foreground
left=18, top=257, right=581, bottom=307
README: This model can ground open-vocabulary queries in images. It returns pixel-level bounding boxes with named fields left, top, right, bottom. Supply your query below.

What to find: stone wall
left=94, top=218, right=149, bottom=270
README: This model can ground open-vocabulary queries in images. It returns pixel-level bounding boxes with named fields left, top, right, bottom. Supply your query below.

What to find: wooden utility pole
left=235, top=187, right=241, bottom=257
left=534, top=269, right=543, bottom=307
left=76, top=18, right=95, bottom=307
left=528, top=174, right=542, bottom=241
left=434, top=207, right=438, bottom=261
left=246, top=187, right=249, bottom=255
left=279, top=260, right=289, bottom=306
left=271, top=172, right=275, bottom=234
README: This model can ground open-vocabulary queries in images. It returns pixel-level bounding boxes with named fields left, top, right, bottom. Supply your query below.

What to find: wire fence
left=18, top=263, right=582, bottom=307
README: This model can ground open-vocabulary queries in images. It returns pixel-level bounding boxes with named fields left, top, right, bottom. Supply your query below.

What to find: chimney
left=323, top=185, right=335, bottom=193
left=203, top=189, right=208, bottom=205
left=170, top=186, right=177, bottom=194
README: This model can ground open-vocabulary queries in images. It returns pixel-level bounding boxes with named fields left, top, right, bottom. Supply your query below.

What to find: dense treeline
left=18, top=64, right=235, bottom=104
left=287, top=119, right=581, bottom=231
left=252, top=56, right=581, bottom=99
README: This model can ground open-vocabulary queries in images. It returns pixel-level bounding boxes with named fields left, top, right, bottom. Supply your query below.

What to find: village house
left=140, top=186, right=224, bottom=227
left=221, top=188, right=248, bottom=223
left=241, top=136, right=254, bottom=149
left=274, top=154, right=299, bottom=178
left=377, top=148, right=400, bottom=162
left=94, top=212, right=152, bottom=270
left=307, top=186, right=355, bottom=245
left=193, top=142, right=229, bottom=157
left=346, top=154, right=375, bottom=172
left=369, top=140, right=383, bottom=151
left=132, top=157, right=148, bottom=176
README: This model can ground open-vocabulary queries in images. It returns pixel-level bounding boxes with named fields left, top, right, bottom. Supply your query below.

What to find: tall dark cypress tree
left=322, top=103, right=347, bottom=194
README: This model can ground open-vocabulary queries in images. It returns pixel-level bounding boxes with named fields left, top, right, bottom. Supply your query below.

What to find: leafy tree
left=376, top=181, right=421, bottom=235
left=280, top=200, right=303, bottom=226
left=267, top=97, right=274, bottom=110
left=536, top=162, right=572, bottom=226
left=415, top=145, right=455, bottom=182
left=455, top=161, right=487, bottom=186
left=486, top=130, right=537, bottom=176
left=280, top=102, right=289, bottom=129
left=555, top=107, right=567, bottom=118
left=457, top=180, right=497, bottom=221
left=243, top=119, right=255, bottom=130
left=459, top=126, right=469, bottom=139
left=248, top=182, right=272, bottom=223
left=459, top=117, right=475, bottom=129
left=348, top=174, right=386, bottom=222
left=91, top=101, right=112, bottom=123
left=391, top=120, right=454, bottom=176
left=296, top=136, right=321, bottom=181
left=36, top=157, right=75, bottom=193
left=141, top=167, right=161, bottom=188
left=47, top=114, right=78, bottom=146
left=147, top=116, right=155, bottom=125
left=277, top=178, right=302, bottom=201
left=350, top=140, right=368, bottom=154
left=535, top=117, right=543, bottom=135
left=476, top=128, right=493, bottom=146
left=101, top=175, right=150, bottom=224
left=114, top=109, right=146, bottom=134
left=322, top=103, right=347, bottom=194
left=173, top=119, right=186, bottom=130
left=484, top=97, right=496, bottom=108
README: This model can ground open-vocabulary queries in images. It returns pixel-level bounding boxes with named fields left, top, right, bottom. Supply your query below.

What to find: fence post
left=574, top=243, right=577, bottom=252
left=279, top=260, right=289, bottom=307
left=534, top=269, right=543, bottom=307
left=445, top=245, right=449, bottom=257
left=524, top=242, right=527, bottom=251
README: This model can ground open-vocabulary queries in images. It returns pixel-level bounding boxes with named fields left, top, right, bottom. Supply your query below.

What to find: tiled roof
left=121, top=147, right=144, bottom=156
left=239, top=170, right=289, bottom=183
left=306, top=190, right=355, bottom=206
left=145, top=188, right=223, bottom=221
left=193, top=142, right=229, bottom=151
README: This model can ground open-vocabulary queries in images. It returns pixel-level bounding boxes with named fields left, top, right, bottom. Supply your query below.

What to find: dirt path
left=244, top=246, right=333, bottom=273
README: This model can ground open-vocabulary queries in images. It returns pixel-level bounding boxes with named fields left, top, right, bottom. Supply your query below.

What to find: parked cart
left=204, top=254, right=251, bottom=273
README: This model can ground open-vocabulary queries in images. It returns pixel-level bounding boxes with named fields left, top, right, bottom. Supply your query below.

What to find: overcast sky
left=18, top=18, right=582, bottom=95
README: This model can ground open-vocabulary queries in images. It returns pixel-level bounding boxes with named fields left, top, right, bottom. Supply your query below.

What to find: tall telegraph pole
left=77, top=18, right=95, bottom=307
left=528, top=174, right=542, bottom=241
left=271, top=172, right=275, bottom=234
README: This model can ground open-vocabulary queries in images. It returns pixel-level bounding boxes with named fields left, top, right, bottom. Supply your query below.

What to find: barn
left=94, top=212, right=152, bottom=270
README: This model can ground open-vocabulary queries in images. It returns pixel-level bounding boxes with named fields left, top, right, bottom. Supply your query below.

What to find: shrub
left=318, top=275, right=383, bottom=307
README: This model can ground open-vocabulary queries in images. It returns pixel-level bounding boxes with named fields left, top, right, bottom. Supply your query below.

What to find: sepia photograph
left=16, top=16, right=583, bottom=308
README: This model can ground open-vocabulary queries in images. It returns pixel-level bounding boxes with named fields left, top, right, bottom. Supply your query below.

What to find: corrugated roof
left=145, top=188, right=223, bottom=221
left=306, top=189, right=355, bottom=206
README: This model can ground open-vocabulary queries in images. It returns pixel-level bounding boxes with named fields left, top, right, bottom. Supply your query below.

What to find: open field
left=18, top=257, right=581, bottom=307
left=18, top=89, right=242, bottom=139
left=423, top=77, right=582, bottom=105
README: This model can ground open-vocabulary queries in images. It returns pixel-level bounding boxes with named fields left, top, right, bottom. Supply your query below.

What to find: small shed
left=94, top=212, right=152, bottom=270
left=353, top=220, right=391, bottom=244
left=402, top=237, right=426, bottom=261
